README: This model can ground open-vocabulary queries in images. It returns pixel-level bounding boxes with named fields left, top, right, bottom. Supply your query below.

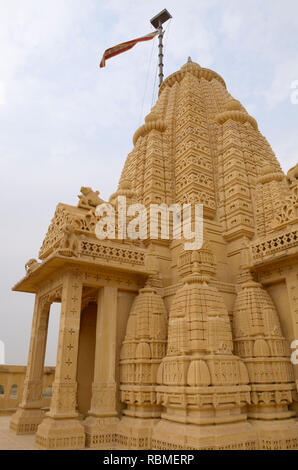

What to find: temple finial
left=188, top=56, right=192, bottom=63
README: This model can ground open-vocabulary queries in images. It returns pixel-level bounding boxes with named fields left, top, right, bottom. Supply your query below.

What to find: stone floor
left=0, top=416, right=37, bottom=450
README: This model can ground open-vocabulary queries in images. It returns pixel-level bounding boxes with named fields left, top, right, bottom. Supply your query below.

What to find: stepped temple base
left=151, top=420, right=257, bottom=450
left=83, top=416, right=119, bottom=449
left=249, top=419, right=298, bottom=450
left=83, top=416, right=298, bottom=450
left=9, top=414, right=298, bottom=450
left=116, top=416, right=160, bottom=450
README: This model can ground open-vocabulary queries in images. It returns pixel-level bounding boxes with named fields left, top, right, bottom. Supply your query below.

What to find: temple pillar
left=35, top=271, right=85, bottom=449
left=10, top=294, right=50, bottom=434
left=83, top=286, right=119, bottom=448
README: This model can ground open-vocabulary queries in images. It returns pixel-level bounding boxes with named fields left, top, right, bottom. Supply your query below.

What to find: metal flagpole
left=157, top=21, right=164, bottom=87
left=150, top=9, right=172, bottom=87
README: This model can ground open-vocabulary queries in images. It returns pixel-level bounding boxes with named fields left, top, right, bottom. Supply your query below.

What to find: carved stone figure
left=287, top=163, right=298, bottom=184
left=25, top=259, right=39, bottom=275
left=77, top=187, right=104, bottom=209
left=58, top=224, right=79, bottom=256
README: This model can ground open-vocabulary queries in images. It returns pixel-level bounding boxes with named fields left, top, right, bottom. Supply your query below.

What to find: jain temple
left=4, top=59, right=298, bottom=450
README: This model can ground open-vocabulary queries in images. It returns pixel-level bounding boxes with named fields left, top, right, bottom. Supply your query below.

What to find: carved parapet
left=250, top=228, right=298, bottom=264
left=79, top=237, right=146, bottom=268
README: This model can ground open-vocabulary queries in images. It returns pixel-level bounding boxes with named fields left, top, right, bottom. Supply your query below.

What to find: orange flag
left=100, top=31, right=158, bottom=68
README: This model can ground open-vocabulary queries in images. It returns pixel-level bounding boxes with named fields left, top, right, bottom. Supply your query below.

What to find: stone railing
left=79, top=237, right=146, bottom=267
left=250, top=228, right=298, bottom=264
left=0, top=366, right=55, bottom=414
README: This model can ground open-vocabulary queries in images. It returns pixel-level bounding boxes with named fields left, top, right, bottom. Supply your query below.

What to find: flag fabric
left=100, top=31, right=158, bottom=68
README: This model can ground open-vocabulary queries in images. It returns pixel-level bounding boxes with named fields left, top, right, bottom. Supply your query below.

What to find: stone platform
left=0, top=416, right=37, bottom=450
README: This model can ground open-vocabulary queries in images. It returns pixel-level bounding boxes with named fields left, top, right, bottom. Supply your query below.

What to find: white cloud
left=263, top=57, right=298, bottom=109
left=220, top=11, right=243, bottom=39
left=0, top=82, right=6, bottom=105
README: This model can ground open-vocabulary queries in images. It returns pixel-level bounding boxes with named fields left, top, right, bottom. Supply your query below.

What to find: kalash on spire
left=8, top=12, right=298, bottom=451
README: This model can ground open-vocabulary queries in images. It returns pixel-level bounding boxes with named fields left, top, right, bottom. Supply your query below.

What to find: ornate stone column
left=10, top=294, right=50, bottom=434
left=83, top=286, right=119, bottom=448
left=35, top=271, right=85, bottom=449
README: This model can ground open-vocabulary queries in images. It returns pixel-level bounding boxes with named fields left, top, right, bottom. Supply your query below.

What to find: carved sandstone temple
left=10, top=60, right=298, bottom=450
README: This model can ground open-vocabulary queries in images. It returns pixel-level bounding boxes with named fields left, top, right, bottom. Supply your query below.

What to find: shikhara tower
left=10, top=59, right=298, bottom=449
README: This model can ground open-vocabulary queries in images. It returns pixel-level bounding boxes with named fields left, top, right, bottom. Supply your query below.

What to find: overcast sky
left=0, top=0, right=297, bottom=365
